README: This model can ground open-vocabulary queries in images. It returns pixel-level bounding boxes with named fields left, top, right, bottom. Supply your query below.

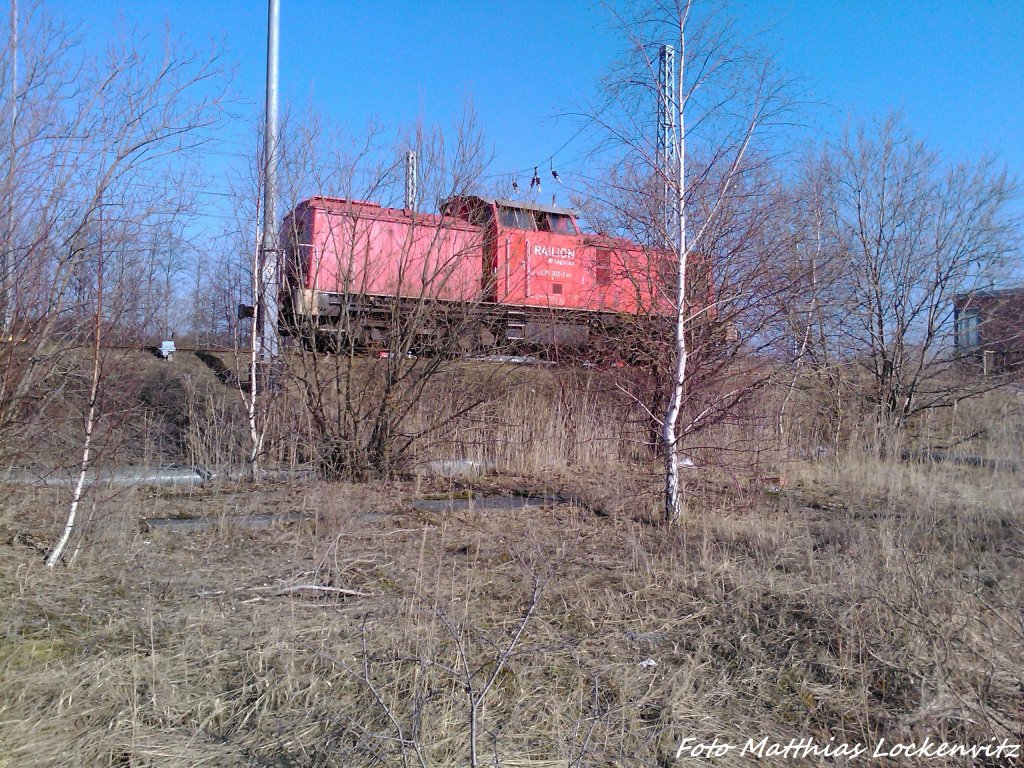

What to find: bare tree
left=809, top=114, right=1020, bottom=447
left=46, top=200, right=105, bottom=568
left=283, top=111, right=513, bottom=480
left=582, top=0, right=798, bottom=522
left=207, top=107, right=329, bottom=479
left=203, top=106, right=508, bottom=481
left=0, top=8, right=223, bottom=471
left=0, top=7, right=226, bottom=564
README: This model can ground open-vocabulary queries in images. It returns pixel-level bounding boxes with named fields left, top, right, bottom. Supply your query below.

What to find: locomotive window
left=544, top=213, right=578, bottom=235
left=498, top=207, right=537, bottom=230
left=469, top=205, right=494, bottom=227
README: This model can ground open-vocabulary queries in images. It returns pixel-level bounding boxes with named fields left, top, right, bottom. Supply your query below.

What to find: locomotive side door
left=466, top=201, right=499, bottom=302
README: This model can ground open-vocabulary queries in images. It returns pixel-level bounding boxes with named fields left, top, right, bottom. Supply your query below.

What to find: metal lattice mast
left=658, top=44, right=678, bottom=247
left=259, top=0, right=280, bottom=361
left=404, top=150, right=417, bottom=211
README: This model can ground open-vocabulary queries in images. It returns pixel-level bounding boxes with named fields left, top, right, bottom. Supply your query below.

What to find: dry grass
left=1, top=452, right=1021, bottom=766
left=0, top=358, right=1021, bottom=766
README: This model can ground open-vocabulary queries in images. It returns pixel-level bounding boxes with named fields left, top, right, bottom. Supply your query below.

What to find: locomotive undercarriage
left=281, top=290, right=641, bottom=359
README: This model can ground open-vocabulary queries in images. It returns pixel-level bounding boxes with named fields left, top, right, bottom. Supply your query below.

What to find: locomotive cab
left=442, top=195, right=647, bottom=320
left=442, top=195, right=579, bottom=235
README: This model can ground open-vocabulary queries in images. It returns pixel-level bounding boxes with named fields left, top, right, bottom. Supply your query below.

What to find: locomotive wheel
left=315, top=330, right=349, bottom=354
left=357, top=327, right=386, bottom=355
left=314, top=333, right=332, bottom=353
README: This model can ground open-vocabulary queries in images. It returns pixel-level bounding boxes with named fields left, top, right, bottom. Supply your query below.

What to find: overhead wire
left=477, top=91, right=622, bottom=192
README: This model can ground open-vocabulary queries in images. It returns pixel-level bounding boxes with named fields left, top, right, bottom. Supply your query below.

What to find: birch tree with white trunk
left=1, top=10, right=227, bottom=565
left=582, top=1, right=798, bottom=522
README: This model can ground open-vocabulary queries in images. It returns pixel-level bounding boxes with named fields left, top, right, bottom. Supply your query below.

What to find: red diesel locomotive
left=280, top=194, right=674, bottom=351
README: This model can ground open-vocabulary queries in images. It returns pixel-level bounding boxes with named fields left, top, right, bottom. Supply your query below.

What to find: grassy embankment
left=0, top=352, right=1020, bottom=766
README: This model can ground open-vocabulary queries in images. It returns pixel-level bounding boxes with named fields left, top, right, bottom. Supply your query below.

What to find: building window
left=956, top=307, right=981, bottom=351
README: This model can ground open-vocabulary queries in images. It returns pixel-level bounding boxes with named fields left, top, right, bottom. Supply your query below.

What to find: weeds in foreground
left=0, top=452, right=1021, bottom=766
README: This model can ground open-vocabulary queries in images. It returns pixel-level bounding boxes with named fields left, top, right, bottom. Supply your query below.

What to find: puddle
left=411, top=495, right=559, bottom=513
left=143, top=496, right=561, bottom=532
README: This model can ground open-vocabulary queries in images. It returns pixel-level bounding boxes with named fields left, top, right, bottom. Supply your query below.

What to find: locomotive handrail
left=525, top=239, right=531, bottom=298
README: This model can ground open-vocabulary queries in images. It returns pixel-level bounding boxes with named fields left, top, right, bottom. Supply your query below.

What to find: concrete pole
left=1, top=0, right=16, bottom=337
left=259, top=0, right=280, bottom=360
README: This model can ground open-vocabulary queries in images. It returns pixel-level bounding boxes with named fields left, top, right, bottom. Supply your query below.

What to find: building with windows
left=953, top=286, right=1024, bottom=373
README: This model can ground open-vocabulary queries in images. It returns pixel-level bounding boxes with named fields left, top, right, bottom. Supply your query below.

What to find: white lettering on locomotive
left=533, top=244, right=576, bottom=264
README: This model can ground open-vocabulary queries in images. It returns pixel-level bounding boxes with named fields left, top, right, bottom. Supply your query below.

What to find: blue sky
left=38, top=0, right=1024, bottom=221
